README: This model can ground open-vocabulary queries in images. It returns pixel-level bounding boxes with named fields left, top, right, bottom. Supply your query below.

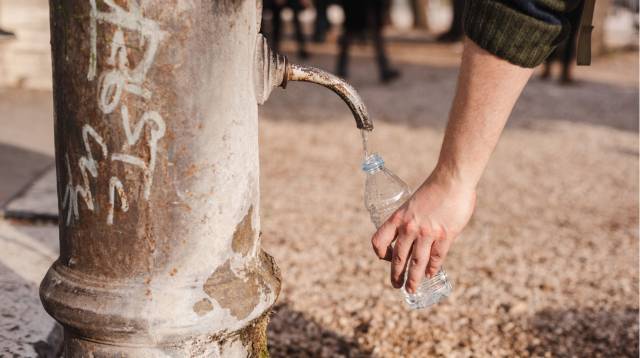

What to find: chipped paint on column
left=41, top=0, right=278, bottom=355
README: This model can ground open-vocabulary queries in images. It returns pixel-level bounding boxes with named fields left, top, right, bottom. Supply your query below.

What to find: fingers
left=390, top=222, right=418, bottom=288
left=426, top=236, right=452, bottom=278
left=371, top=214, right=401, bottom=261
left=405, top=233, right=432, bottom=294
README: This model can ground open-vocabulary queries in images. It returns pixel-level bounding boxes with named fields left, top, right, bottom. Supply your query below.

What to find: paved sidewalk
left=0, top=220, right=59, bottom=357
left=0, top=86, right=59, bottom=356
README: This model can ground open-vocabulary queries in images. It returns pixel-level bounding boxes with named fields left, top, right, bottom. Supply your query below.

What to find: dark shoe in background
left=381, top=69, right=401, bottom=84
left=298, top=48, right=310, bottom=60
left=0, top=28, right=16, bottom=37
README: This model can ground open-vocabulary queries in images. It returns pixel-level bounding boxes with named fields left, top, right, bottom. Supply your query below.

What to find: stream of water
left=361, top=129, right=369, bottom=159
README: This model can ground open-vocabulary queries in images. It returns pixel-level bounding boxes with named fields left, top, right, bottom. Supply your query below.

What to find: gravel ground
left=259, top=42, right=639, bottom=357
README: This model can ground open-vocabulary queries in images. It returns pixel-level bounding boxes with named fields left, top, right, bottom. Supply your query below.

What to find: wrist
left=429, top=160, right=479, bottom=193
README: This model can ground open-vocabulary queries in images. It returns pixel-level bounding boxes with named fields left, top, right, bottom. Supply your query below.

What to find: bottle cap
left=362, top=153, right=384, bottom=172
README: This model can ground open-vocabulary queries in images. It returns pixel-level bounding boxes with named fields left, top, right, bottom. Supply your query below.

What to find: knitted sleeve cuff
left=463, top=0, right=563, bottom=68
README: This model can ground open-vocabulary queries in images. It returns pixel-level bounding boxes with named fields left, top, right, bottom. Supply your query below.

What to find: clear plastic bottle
left=362, top=153, right=452, bottom=309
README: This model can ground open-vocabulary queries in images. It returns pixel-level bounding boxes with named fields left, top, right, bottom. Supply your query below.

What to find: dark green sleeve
left=463, top=0, right=583, bottom=68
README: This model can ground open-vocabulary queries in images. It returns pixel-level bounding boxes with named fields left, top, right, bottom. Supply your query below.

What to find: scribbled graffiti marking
left=88, top=0, right=166, bottom=84
left=61, top=125, right=108, bottom=225
left=63, top=0, right=167, bottom=226
left=107, top=177, right=129, bottom=225
left=113, top=106, right=166, bottom=199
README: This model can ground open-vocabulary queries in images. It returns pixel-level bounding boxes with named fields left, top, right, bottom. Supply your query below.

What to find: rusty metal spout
left=254, top=34, right=372, bottom=131
left=285, top=64, right=373, bottom=131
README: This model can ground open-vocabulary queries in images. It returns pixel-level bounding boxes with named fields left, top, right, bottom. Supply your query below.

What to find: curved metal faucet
left=285, top=63, right=372, bottom=131
left=254, top=35, right=373, bottom=131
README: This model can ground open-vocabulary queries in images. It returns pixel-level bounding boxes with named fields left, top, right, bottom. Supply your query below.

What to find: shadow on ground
left=262, top=53, right=638, bottom=133
left=0, top=143, right=53, bottom=207
left=268, top=302, right=373, bottom=357
left=523, top=307, right=639, bottom=357
left=0, top=261, right=61, bottom=358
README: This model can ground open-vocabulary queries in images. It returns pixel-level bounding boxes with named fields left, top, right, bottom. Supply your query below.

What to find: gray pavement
left=0, top=221, right=59, bottom=357
left=0, top=86, right=59, bottom=356
left=5, top=168, right=58, bottom=219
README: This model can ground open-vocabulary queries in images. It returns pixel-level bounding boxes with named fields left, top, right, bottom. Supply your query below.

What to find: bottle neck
left=364, top=166, right=383, bottom=174
left=362, top=153, right=385, bottom=173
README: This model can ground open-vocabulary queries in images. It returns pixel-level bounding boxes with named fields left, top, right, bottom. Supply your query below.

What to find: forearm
left=434, top=38, right=534, bottom=190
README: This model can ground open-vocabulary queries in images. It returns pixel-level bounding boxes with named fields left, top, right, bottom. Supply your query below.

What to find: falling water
left=361, top=129, right=369, bottom=159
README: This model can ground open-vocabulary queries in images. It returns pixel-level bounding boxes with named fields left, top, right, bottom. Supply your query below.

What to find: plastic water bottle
left=362, top=153, right=452, bottom=309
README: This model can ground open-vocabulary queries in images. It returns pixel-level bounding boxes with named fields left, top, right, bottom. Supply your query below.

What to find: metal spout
left=254, top=34, right=372, bottom=131
left=285, top=64, right=373, bottom=131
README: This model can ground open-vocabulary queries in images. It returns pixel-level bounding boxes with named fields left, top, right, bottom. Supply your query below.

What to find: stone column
left=40, top=0, right=280, bottom=356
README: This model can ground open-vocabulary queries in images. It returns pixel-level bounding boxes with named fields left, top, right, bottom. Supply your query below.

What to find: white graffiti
left=88, top=0, right=166, bottom=83
left=61, top=155, right=77, bottom=226
left=107, top=177, right=129, bottom=225
left=63, top=0, right=167, bottom=226
left=112, top=106, right=166, bottom=199
left=61, top=125, right=108, bottom=225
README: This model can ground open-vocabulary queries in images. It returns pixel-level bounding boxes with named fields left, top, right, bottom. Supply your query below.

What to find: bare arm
left=371, top=38, right=534, bottom=293
left=437, top=38, right=534, bottom=190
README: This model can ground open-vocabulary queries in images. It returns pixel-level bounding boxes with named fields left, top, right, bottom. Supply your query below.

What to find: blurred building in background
left=0, top=0, right=51, bottom=89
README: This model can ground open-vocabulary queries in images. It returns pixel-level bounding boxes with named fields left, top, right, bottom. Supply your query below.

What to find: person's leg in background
left=541, top=57, right=554, bottom=79
left=313, top=0, right=329, bottom=42
left=560, top=6, right=582, bottom=84
left=270, top=1, right=283, bottom=52
left=337, top=27, right=352, bottom=78
left=541, top=4, right=581, bottom=84
left=372, top=0, right=400, bottom=83
left=437, top=0, right=464, bottom=42
left=290, top=0, right=310, bottom=59
left=337, top=0, right=360, bottom=78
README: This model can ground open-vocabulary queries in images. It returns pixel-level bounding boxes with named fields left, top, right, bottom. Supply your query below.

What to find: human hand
left=371, top=168, right=476, bottom=293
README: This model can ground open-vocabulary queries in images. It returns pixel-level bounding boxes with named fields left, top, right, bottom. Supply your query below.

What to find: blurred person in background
left=266, top=0, right=310, bottom=59
left=313, top=0, right=330, bottom=42
left=541, top=4, right=583, bottom=83
left=337, top=0, right=401, bottom=83
left=370, top=0, right=589, bottom=294
left=437, top=0, right=465, bottom=42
